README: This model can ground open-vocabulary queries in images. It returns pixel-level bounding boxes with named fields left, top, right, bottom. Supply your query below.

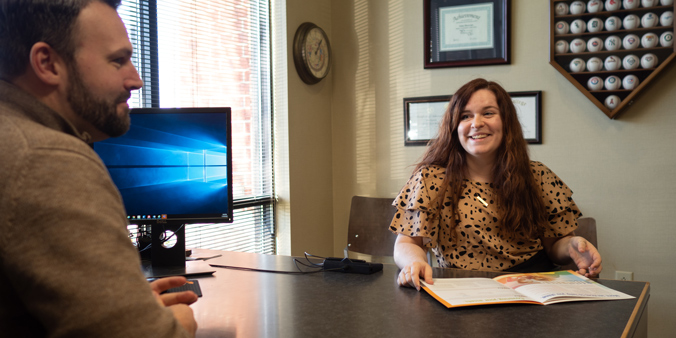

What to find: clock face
left=293, top=22, right=332, bottom=84
left=304, top=27, right=330, bottom=79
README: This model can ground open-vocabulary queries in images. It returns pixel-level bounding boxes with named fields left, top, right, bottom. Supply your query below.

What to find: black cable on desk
left=209, top=252, right=345, bottom=274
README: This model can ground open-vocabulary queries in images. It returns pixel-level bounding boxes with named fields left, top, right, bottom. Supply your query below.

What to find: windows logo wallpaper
left=95, top=112, right=231, bottom=219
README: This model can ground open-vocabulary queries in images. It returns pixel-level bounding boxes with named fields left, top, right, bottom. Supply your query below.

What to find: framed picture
left=424, top=0, right=511, bottom=68
left=403, top=91, right=542, bottom=146
left=509, top=91, right=542, bottom=144
left=404, top=95, right=452, bottom=146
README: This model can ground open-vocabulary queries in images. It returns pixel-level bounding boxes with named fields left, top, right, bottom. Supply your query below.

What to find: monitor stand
left=141, top=223, right=216, bottom=279
left=150, top=223, right=185, bottom=268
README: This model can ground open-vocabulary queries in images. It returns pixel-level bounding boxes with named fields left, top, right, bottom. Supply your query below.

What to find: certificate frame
left=403, top=91, right=541, bottom=146
left=509, top=91, right=542, bottom=144
left=404, top=95, right=452, bottom=146
left=424, top=0, right=510, bottom=69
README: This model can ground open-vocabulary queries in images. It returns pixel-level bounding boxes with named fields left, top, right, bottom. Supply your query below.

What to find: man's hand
left=149, top=277, right=198, bottom=336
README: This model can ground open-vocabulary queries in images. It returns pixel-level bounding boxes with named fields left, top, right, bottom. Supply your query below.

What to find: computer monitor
left=93, top=107, right=233, bottom=272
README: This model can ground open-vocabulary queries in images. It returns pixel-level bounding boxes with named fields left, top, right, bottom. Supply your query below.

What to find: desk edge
left=620, top=281, right=650, bottom=338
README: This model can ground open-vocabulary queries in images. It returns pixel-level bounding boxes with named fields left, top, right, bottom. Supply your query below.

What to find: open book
left=421, top=270, right=634, bottom=308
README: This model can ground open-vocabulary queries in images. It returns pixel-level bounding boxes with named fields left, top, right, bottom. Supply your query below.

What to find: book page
left=493, top=270, right=635, bottom=305
left=421, top=278, right=537, bottom=308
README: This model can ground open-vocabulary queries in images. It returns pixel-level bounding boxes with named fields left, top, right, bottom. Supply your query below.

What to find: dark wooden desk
left=188, top=249, right=649, bottom=338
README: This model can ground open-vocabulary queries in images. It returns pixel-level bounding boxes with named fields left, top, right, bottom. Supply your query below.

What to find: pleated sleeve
left=532, top=161, right=582, bottom=237
left=389, top=165, right=446, bottom=248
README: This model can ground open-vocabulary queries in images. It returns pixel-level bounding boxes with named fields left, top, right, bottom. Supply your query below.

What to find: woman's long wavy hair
left=415, top=79, right=547, bottom=239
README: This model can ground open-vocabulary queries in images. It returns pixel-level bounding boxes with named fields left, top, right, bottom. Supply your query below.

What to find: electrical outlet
left=615, top=271, right=633, bottom=281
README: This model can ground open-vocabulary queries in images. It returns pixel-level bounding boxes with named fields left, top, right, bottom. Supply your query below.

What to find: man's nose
left=126, top=66, right=143, bottom=91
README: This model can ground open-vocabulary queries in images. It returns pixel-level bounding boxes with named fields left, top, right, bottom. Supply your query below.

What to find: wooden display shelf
left=550, top=0, right=675, bottom=118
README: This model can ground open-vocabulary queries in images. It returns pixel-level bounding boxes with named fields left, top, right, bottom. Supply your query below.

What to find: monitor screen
left=93, top=107, right=233, bottom=225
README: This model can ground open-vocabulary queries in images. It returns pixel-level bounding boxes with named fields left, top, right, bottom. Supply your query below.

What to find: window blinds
left=118, top=0, right=274, bottom=254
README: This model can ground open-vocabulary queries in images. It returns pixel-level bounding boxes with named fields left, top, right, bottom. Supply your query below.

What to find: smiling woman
left=390, top=78, right=603, bottom=291
left=456, top=89, right=503, bottom=176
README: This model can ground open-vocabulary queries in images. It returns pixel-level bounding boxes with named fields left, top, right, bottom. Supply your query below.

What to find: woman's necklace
left=474, top=192, right=489, bottom=207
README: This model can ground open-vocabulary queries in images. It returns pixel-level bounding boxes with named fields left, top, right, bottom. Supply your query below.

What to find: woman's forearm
left=393, top=234, right=428, bottom=269
left=542, top=235, right=574, bottom=265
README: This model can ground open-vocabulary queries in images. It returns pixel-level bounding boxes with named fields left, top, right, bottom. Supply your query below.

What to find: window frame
left=119, top=0, right=276, bottom=254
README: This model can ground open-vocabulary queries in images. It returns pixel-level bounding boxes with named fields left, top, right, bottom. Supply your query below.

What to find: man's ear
left=28, top=42, right=68, bottom=86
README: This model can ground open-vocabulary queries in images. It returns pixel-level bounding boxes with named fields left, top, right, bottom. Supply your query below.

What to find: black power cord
left=209, top=252, right=383, bottom=275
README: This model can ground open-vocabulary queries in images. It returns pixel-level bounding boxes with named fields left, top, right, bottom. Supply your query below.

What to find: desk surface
left=188, top=249, right=649, bottom=338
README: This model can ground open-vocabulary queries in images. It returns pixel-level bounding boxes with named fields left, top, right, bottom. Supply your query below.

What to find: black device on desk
left=93, top=108, right=233, bottom=277
left=162, top=279, right=203, bottom=297
left=323, top=257, right=383, bottom=274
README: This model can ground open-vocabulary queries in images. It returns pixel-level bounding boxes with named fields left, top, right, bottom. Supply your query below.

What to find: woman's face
left=457, top=89, right=503, bottom=163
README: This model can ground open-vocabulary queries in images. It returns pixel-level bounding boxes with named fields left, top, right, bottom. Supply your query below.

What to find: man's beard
left=66, top=66, right=131, bottom=138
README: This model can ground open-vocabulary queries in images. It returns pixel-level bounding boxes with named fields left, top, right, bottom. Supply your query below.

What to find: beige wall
left=277, top=0, right=335, bottom=257
left=282, top=0, right=675, bottom=336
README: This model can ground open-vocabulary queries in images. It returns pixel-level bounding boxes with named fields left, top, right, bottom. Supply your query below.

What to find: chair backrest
left=345, top=196, right=398, bottom=257
left=560, top=216, right=597, bottom=271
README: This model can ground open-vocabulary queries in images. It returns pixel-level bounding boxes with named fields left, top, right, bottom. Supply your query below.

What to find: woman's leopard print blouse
left=390, top=161, right=581, bottom=271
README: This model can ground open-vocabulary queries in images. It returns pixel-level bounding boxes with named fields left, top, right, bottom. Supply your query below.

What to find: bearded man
left=0, top=1, right=197, bottom=336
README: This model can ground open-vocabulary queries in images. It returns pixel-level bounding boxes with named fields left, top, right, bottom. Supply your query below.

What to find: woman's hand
left=542, top=235, right=603, bottom=278
left=397, top=261, right=434, bottom=290
left=393, top=234, right=434, bottom=290
left=567, top=236, right=603, bottom=278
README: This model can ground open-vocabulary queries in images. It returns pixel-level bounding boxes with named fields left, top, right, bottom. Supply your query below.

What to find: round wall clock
left=292, top=22, right=332, bottom=85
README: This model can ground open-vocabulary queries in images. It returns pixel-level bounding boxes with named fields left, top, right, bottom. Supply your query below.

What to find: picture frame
left=509, top=91, right=542, bottom=144
left=403, top=95, right=452, bottom=146
left=403, top=91, right=542, bottom=146
left=424, top=0, right=511, bottom=69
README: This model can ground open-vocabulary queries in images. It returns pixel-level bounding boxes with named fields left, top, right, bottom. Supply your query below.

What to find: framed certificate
left=403, top=91, right=541, bottom=146
left=424, top=0, right=510, bottom=68
left=509, top=91, right=542, bottom=144
left=403, top=95, right=452, bottom=146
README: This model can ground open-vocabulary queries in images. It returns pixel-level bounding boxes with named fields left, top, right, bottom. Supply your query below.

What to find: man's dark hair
left=0, top=0, right=122, bottom=80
